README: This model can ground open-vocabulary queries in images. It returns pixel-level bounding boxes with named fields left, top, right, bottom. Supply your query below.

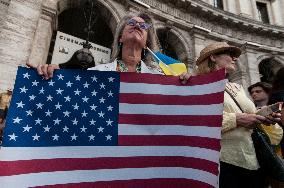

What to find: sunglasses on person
left=214, top=49, right=237, bottom=58
left=126, top=19, right=152, bottom=30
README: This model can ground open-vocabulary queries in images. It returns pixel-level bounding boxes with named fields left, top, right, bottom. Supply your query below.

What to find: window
left=256, top=2, right=269, bottom=24
left=213, top=0, right=223, bottom=9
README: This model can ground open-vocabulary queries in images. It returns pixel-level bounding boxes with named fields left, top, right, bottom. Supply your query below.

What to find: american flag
left=0, top=67, right=226, bottom=188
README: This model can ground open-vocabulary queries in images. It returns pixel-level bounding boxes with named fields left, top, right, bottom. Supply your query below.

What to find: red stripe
left=0, top=156, right=218, bottom=176
left=119, top=114, right=222, bottom=127
left=119, top=135, right=220, bottom=151
left=120, top=92, right=224, bottom=105
left=120, top=69, right=225, bottom=86
left=33, top=178, right=214, bottom=188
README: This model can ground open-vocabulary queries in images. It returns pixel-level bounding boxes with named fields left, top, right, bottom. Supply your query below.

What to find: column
left=270, top=0, right=284, bottom=26
left=238, top=0, right=253, bottom=17
left=244, top=48, right=260, bottom=87
left=28, top=8, right=56, bottom=66
left=0, top=0, right=43, bottom=91
left=225, top=0, right=238, bottom=14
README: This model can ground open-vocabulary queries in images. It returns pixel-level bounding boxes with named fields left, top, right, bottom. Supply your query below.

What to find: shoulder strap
left=225, top=88, right=244, bottom=113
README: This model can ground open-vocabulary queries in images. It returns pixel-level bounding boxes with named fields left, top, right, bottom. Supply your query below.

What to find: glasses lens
left=140, top=23, right=151, bottom=30
left=127, top=19, right=151, bottom=30
left=127, top=19, right=136, bottom=26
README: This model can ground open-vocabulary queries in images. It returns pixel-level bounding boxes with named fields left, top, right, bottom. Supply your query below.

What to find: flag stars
left=56, top=88, right=64, bottom=95
left=73, top=103, right=79, bottom=110
left=48, top=79, right=55, bottom=86
left=55, top=102, right=62, bottom=109
left=91, top=75, right=97, bottom=82
left=66, top=81, right=73, bottom=87
left=80, top=126, right=87, bottom=132
left=74, top=89, right=81, bottom=95
left=57, top=74, right=64, bottom=80
left=72, top=118, right=78, bottom=125
left=63, top=111, right=70, bottom=117
left=108, top=77, right=115, bottom=82
left=16, top=101, right=25, bottom=108
left=36, top=103, right=44, bottom=109
left=20, top=86, right=28, bottom=93
left=98, top=111, right=105, bottom=118
left=29, top=95, right=36, bottom=101
left=107, top=105, right=113, bottom=111
left=82, top=96, right=89, bottom=103
left=81, top=110, right=88, bottom=117
left=108, top=91, right=114, bottom=97
left=88, top=134, right=95, bottom=141
left=106, top=119, right=113, bottom=126
left=89, top=119, right=96, bottom=125
left=8, top=133, right=18, bottom=141
left=46, top=95, right=53, bottom=101
left=98, top=126, right=104, bottom=133
left=39, top=87, right=45, bottom=94
left=91, top=89, right=97, bottom=96
left=53, top=118, right=61, bottom=125
left=63, top=126, right=69, bottom=132
left=23, top=125, right=32, bottom=132
left=71, top=133, right=78, bottom=141
left=52, top=134, right=59, bottom=141
left=45, top=109, right=52, bottom=117
left=32, top=134, right=40, bottom=141
left=13, top=117, right=22, bottom=124
left=100, top=83, right=106, bottom=89
left=75, top=75, right=81, bottom=81
left=35, top=118, right=42, bottom=125
left=83, top=82, right=89, bottom=88
left=32, top=80, right=39, bottom=86
left=26, top=110, right=33, bottom=116
left=90, top=104, right=97, bottom=111
left=43, top=125, right=51, bottom=132
left=99, top=97, right=105, bottom=103
left=106, top=135, right=112, bottom=141
left=64, top=96, right=71, bottom=102
left=23, top=72, right=30, bottom=79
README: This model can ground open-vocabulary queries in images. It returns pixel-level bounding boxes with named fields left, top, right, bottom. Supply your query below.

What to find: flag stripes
left=0, top=68, right=226, bottom=188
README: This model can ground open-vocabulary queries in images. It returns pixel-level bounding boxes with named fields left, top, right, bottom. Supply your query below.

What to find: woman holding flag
left=27, top=12, right=189, bottom=82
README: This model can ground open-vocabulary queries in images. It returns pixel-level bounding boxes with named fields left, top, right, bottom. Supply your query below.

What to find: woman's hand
left=236, top=113, right=274, bottom=129
left=26, top=62, right=59, bottom=80
left=179, top=72, right=191, bottom=85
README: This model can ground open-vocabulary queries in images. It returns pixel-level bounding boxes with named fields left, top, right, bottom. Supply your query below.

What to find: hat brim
left=196, top=46, right=242, bottom=65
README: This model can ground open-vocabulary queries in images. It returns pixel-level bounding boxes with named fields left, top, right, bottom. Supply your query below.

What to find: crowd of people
left=0, top=11, right=283, bottom=188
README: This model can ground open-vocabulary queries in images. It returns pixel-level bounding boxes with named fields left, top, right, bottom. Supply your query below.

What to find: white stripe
left=119, top=124, right=221, bottom=139
left=120, top=80, right=226, bottom=96
left=0, top=146, right=219, bottom=163
left=119, top=103, right=223, bottom=115
left=0, top=167, right=218, bottom=188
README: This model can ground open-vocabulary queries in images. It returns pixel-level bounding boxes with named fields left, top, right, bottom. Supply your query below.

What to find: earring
left=118, top=42, right=122, bottom=48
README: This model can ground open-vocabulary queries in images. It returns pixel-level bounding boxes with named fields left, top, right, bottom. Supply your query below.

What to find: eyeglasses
left=215, top=50, right=237, bottom=58
left=126, top=19, right=151, bottom=30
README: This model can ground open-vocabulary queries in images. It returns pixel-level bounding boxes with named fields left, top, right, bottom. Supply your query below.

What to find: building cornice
left=129, top=0, right=284, bottom=52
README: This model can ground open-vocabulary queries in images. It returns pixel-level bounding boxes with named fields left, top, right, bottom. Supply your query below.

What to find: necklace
left=117, top=60, right=141, bottom=73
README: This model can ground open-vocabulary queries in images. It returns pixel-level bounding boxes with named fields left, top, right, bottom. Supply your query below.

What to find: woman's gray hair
left=111, top=12, right=161, bottom=70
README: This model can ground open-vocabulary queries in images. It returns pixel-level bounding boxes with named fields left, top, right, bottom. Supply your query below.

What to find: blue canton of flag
left=3, top=67, right=119, bottom=146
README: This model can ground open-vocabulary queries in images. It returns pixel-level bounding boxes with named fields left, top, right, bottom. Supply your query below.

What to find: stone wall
left=0, top=0, right=284, bottom=92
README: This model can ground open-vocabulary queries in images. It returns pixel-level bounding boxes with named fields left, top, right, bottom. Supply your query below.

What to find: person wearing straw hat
left=195, top=42, right=282, bottom=188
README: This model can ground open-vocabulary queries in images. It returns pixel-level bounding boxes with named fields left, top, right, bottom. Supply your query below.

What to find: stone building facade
left=0, top=0, right=284, bottom=92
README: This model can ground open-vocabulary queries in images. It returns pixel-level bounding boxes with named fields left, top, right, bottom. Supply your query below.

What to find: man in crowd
left=248, top=82, right=272, bottom=109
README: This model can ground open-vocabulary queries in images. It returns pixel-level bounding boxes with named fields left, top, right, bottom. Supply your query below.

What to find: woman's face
left=210, top=50, right=238, bottom=73
left=120, top=16, right=150, bottom=48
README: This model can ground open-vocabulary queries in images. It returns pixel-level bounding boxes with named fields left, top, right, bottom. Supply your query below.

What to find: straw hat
left=196, top=42, right=241, bottom=65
